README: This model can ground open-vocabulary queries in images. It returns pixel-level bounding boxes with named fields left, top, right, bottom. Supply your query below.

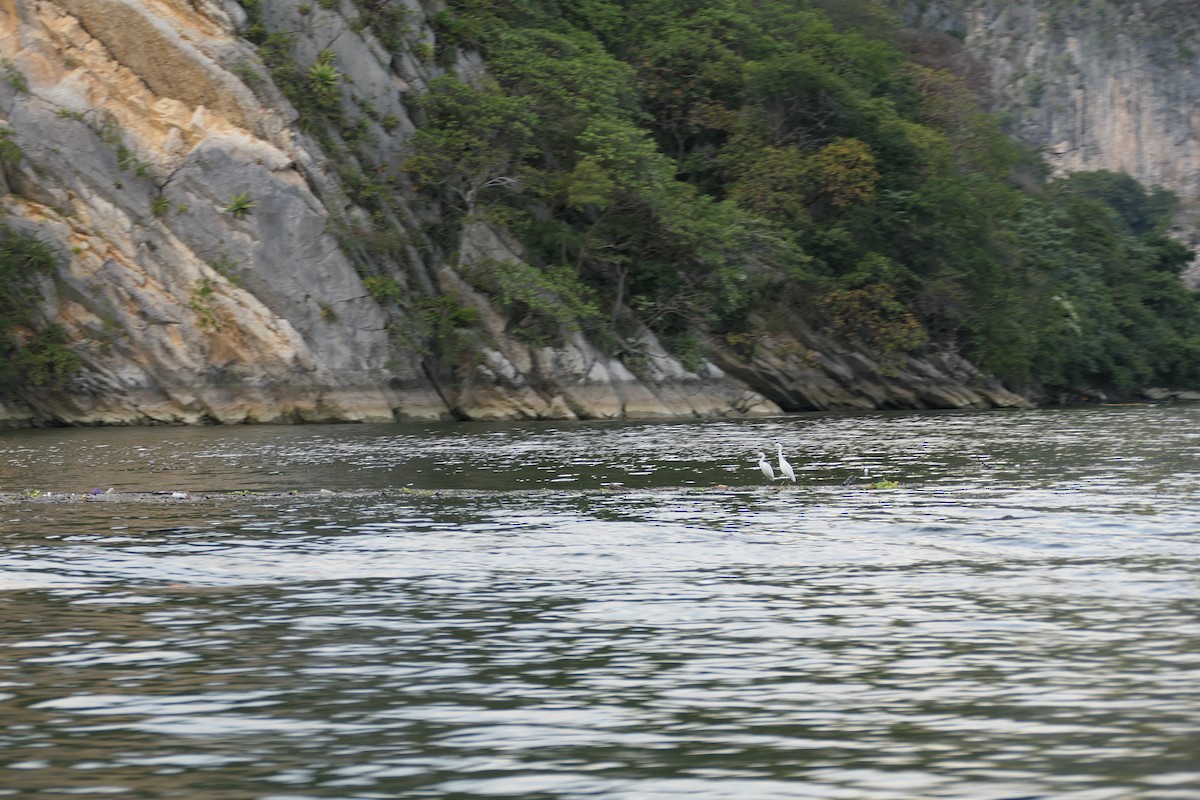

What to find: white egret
left=774, top=441, right=796, bottom=482
left=756, top=451, right=775, bottom=481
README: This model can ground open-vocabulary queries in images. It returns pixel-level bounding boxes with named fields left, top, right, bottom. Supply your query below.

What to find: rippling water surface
left=1, top=406, right=1199, bottom=799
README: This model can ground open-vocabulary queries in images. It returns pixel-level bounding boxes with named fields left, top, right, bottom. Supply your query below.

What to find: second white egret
left=775, top=441, right=796, bottom=482
left=757, top=451, right=775, bottom=482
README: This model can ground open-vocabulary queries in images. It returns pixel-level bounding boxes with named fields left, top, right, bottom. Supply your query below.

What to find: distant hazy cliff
left=900, top=0, right=1200, bottom=243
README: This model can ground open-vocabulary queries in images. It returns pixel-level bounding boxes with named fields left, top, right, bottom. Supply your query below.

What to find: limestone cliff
left=0, top=0, right=1025, bottom=426
left=898, top=0, right=1200, bottom=245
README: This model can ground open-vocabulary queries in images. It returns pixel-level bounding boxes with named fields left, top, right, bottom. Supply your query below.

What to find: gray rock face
left=0, top=0, right=1028, bottom=426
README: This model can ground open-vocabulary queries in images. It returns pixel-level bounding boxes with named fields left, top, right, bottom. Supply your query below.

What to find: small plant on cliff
left=116, top=144, right=151, bottom=178
left=190, top=278, right=219, bottom=330
left=230, top=59, right=264, bottom=88
left=2, top=59, right=28, bottom=93
left=363, top=275, right=405, bottom=303
left=209, top=253, right=242, bottom=287
left=310, top=57, right=340, bottom=82
left=89, top=116, right=152, bottom=179
left=412, top=41, right=434, bottom=64
left=308, top=49, right=343, bottom=106
left=0, top=128, right=22, bottom=166
left=223, top=192, right=256, bottom=218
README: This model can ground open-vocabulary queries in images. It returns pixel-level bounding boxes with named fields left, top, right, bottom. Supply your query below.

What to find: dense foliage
left=0, top=225, right=80, bottom=394
left=401, top=0, right=1198, bottom=392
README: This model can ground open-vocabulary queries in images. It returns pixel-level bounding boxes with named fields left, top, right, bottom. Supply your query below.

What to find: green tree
left=402, top=76, right=536, bottom=214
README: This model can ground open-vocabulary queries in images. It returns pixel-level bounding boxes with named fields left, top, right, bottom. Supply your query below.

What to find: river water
left=1, top=405, right=1198, bottom=799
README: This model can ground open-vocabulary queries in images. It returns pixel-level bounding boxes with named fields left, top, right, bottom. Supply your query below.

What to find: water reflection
left=1, top=405, right=1199, bottom=798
